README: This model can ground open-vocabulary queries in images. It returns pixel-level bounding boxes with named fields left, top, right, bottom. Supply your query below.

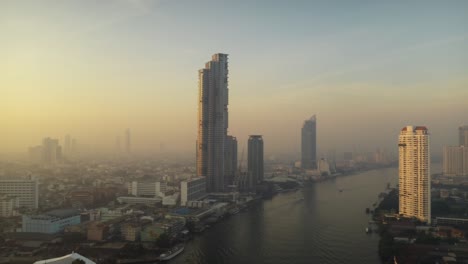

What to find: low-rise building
left=87, top=221, right=109, bottom=241
left=128, top=181, right=167, bottom=197
left=117, top=196, right=162, bottom=206
left=22, top=209, right=81, bottom=234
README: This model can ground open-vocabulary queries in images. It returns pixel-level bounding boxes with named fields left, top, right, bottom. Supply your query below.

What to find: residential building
left=0, top=178, right=39, bottom=209
left=196, top=53, right=229, bottom=192
left=0, top=195, right=20, bottom=217
left=248, top=135, right=264, bottom=190
left=181, top=177, right=207, bottom=206
left=87, top=221, right=109, bottom=241
left=398, top=126, right=431, bottom=223
left=443, top=146, right=468, bottom=176
left=301, top=115, right=317, bottom=170
left=121, top=222, right=143, bottom=241
left=22, top=209, right=81, bottom=234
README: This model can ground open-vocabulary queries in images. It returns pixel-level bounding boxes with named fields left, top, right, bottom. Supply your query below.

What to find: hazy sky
left=2, top=0, right=468, bottom=157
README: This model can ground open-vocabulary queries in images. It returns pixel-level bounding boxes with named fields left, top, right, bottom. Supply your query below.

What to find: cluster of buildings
left=196, top=54, right=265, bottom=193
left=28, top=136, right=78, bottom=165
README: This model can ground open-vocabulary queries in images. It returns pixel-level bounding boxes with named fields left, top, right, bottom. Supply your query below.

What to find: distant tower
left=398, top=126, right=431, bottom=223
left=196, top=53, right=229, bottom=192
left=301, top=115, right=317, bottom=170
left=224, top=135, right=238, bottom=186
left=64, top=134, right=71, bottom=156
left=125, top=129, right=131, bottom=155
left=248, top=135, right=264, bottom=190
left=459, top=125, right=468, bottom=147
left=116, top=136, right=121, bottom=154
left=71, top=138, right=77, bottom=155
left=42, top=137, right=60, bottom=165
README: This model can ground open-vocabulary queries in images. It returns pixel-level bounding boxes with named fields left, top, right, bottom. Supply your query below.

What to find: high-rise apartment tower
left=398, top=126, right=431, bottom=223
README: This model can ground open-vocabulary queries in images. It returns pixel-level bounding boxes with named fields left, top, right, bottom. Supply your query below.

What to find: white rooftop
left=34, top=252, right=95, bottom=264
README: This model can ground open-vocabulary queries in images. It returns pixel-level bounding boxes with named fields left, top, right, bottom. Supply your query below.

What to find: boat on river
left=159, top=244, right=185, bottom=261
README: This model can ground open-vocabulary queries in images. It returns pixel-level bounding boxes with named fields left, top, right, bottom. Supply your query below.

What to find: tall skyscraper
left=224, top=135, right=238, bottom=186
left=459, top=125, right=468, bottom=147
left=398, top=126, right=431, bottom=223
left=125, top=128, right=131, bottom=155
left=248, top=135, right=264, bottom=190
left=196, top=53, right=229, bottom=192
left=301, top=115, right=317, bottom=170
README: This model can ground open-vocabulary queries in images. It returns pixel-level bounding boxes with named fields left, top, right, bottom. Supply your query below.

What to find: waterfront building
left=0, top=178, right=39, bottom=209
left=248, top=135, right=264, bottom=190
left=196, top=53, right=229, bottom=192
left=128, top=181, right=167, bottom=197
left=181, top=177, right=207, bottom=206
left=443, top=146, right=468, bottom=176
left=22, top=209, right=81, bottom=234
left=459, top=125, right=468, bottom=146
left=398, top=126, right=431, bottom=223
left=224, top=135, right=238, bottom=186
left=301, top=115, right=317, bottom=170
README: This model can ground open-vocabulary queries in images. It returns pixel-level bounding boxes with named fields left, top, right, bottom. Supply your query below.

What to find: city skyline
left=2, top=1, right=468, bottom=156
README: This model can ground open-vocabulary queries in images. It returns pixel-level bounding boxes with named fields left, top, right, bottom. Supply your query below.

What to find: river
left=171, top=165, right=438, bottom=264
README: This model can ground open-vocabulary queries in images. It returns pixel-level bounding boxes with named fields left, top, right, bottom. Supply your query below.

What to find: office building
left=224, top=135, right=238, bottom=186
left=0, top=178, right=39, bottom=209
left=302, top=115, right=317, bottom=170
left=22, top=209, right=81, bottom=234
left=128, top=181, right=167, bottom=197
left=181, top=177, right=207, bottom=206
left=443, top=146, right=468, bottom=176
left=398, top=126, right=431, bottom=223
left=248, top=135, right=264, bottom=190
left=196, top=53, right=229, bottom=192
left=459, top=125, right=468, bottom=146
